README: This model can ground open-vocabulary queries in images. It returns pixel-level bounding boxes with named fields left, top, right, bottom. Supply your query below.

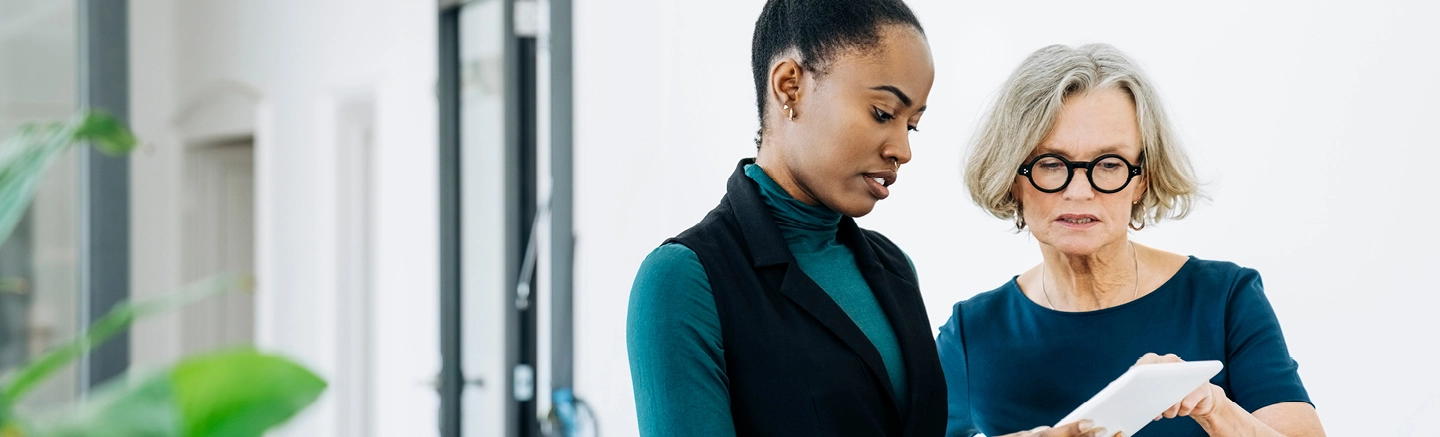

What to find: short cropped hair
left=965, top=43, right=1202, bottom=229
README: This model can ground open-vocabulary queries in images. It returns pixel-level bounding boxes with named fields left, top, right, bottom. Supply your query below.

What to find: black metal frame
left=510, top=31, right=541, bottom=437
left=77, top=0, right=131, bottom=391
left=1017, top=153, right=1143, bottom=194
left=438, top=5, right=463, bottom=436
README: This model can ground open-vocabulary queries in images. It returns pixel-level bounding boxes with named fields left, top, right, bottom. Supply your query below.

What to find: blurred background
left=0, top=0, right=1435, bottom=436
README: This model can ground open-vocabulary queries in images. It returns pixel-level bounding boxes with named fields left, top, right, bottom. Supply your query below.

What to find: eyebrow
left=1035, top=144, right=1135, bottom=158
left=870, top=85, right=914, bottom=108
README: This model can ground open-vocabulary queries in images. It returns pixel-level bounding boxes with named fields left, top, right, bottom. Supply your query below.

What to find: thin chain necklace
left=1042, top=241, right=1139, bottom=311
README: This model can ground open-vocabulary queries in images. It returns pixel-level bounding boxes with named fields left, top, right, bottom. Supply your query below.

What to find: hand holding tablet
left=1052, top=358, right=1224, bottom=437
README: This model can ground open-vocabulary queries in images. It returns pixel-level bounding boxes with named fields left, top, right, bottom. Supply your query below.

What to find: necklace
left=1041, top=241, right=1139, bottom=311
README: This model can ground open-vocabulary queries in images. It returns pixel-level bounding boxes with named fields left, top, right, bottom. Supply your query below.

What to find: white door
left=181, top=139, right=255, bottom=354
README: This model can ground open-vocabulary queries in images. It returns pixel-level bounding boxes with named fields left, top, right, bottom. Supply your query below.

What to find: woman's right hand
left=994, top=420, right=1120, bottom=437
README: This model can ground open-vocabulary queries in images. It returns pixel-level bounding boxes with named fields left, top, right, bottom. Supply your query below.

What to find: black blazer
left=667, top=159, right=946, bottom=436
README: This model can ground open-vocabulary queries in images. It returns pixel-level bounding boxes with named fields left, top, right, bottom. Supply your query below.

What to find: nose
left=883, top=131, right=912, bottom=167
left=1062, top=168, right=1096, bottom=200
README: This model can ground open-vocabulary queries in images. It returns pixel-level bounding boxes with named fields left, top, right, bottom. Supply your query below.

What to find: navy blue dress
left=936, top=257, right=1312, bottom=437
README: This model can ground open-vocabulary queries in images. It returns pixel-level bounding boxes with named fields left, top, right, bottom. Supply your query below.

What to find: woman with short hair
left=938, top=44, right=1326, bottom=437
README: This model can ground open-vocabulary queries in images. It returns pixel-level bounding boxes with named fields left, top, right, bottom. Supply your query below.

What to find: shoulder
left=629, top=243, right=722, bottom=346
left=670, top=196, right=739, bottom=247
left=631, top=243, right=712, bottom=314
left=937, top=281, right=1017, bottom=354
left=640, top=242, right=702, bottom=269
left=857, top=227, right=918, bottom=279
left=945, top=280, right=1020, bottom=325
left=1178, top=256, right=1263, bottom=296
left=963, top=280, right=1019, bottom=308
left=1156, top=256, right=1274, bottom=322
left=634, top=243, right=708, bottom=290
left=858, top=227, right=907, bottom=261
left=859, top=227, right=900, bottom=247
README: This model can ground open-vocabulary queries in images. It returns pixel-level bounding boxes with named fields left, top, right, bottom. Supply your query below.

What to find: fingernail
left=1078, top=420, right=1094, bottom=430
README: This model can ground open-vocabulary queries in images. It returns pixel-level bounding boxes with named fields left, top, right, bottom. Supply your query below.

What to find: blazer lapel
left=774, top=263, right=898, bottom=407
left=723, top=159, right=899, bottom=411
left=841, top=218, right=945, bottom=431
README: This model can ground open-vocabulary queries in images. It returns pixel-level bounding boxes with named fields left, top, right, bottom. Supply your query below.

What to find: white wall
left=129, top=1, right=440, bottom=436
left=574, top=1, right=1440, bottom=435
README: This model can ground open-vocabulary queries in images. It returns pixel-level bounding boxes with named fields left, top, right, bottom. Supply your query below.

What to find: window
left=0, top=0, right=81, bottom=407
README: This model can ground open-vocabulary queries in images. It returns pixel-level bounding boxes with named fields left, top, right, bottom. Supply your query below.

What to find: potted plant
left=0, top=112, right=325, bottom=437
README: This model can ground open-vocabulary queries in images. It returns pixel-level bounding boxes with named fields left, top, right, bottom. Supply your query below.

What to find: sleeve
left=936, top=301, right=981, bottom=437
left=626, top=243, right=737, bottom=437
left=1222, top=268, right=1314, bottom=412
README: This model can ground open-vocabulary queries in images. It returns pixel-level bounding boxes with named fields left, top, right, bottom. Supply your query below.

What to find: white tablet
left=1054, top=360, right=1223, bottom=436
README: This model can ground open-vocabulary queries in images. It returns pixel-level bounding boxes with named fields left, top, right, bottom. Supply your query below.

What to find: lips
left=863, top=170, right=897, bottom=200
left=1056, top=214, right=1100, bottom=227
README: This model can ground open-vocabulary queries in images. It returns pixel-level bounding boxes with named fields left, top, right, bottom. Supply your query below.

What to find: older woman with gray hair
left=936, top=44, right=1326, bottom=437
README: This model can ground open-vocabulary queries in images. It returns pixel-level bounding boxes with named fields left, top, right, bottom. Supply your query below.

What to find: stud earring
left=784, top=104, right=795, bottom=121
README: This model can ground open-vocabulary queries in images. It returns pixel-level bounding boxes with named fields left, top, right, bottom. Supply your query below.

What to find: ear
left=1132, top=174, right=1149, bottom=204
left=768, top=58, right=803, bottom=116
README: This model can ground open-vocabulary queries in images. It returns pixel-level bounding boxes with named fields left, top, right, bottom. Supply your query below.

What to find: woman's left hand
left=1133, top=353, right=1223, bottom=421
left=1134, top=353, right=1324, bottom=436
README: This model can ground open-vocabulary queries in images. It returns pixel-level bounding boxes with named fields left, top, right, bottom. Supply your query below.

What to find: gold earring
left=785, top=104, right=795, bottom=121
left=1014, top=204, right=1026, bottom=230
left=1130, top=217, right=1146, bottom=231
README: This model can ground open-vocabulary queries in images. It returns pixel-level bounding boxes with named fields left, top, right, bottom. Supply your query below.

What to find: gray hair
left=965, top=43, right=1202, bottom=229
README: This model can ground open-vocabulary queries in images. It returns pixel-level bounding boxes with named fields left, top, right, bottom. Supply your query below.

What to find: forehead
left=819, top=27, right=934, bottom=102
left=1036, top=88, right=1141, bottom=158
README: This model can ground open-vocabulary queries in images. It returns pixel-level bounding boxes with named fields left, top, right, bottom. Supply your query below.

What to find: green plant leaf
left=19, top=370, right=184, bottom=437
left=70, top=112, right=137, bottom=156
left=9, top=348, right=323, bottom=437
left=0, top=392, right=11, bottom=430
left=171, top=349, right=326, bottom=437
left=0, top=111, right=137, bottom=245
left=0, top=276, right=323, bottom=437
left=0, top=275, right=251, bottom=405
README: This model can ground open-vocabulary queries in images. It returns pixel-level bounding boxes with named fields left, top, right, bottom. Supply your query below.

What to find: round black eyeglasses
left=1016, top=153, right=1143, bottom=194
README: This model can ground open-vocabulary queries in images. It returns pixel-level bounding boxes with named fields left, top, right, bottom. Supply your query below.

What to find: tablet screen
left=1054, top=360, right=1223, bottom=436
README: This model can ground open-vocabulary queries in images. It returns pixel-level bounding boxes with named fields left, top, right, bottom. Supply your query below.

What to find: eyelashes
left=872, top=107, right=919, bottom=132
left=873, top=106, right=895, bottom=122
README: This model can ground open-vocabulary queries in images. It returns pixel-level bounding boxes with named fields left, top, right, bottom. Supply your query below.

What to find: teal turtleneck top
left=627, top=163, right=911, bottom=436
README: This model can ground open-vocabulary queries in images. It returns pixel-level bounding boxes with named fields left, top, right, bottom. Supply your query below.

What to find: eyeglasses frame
left=1016, top=153, right=1143, bottom=194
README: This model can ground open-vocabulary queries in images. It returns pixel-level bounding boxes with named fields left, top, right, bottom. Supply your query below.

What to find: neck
left=754, top=146, right=821, bottom=207
left=1041, top=240, right=1140, bottom=311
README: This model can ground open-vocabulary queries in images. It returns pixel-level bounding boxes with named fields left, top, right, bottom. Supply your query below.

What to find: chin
left=1043, top=235, right=1107, bottom=257
left=831, top=199, right=878, bottom=218
left=1053, top=244, right=1103, bottom=257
